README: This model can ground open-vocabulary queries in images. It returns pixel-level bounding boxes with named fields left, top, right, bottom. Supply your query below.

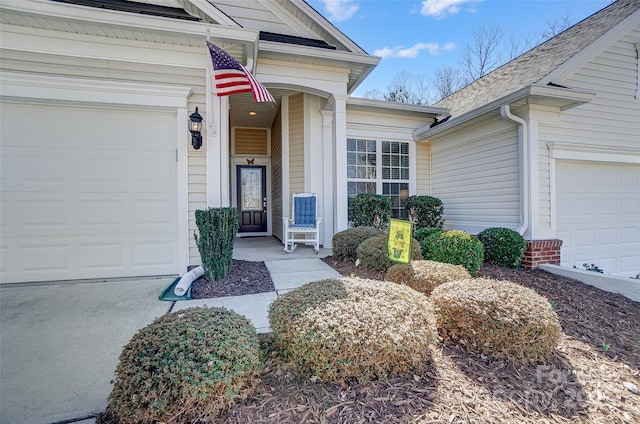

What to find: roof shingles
left=435, top=0, right=640, bottom=117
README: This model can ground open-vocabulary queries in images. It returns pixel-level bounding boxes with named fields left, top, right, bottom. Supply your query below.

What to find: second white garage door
left=556, top=161, right=640, bottom=277
left=1, top=102, right=180, bottom=283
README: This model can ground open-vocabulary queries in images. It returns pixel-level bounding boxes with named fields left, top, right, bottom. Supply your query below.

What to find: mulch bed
left=190, top=260, right=275, bottom=299
left=99, top=258, right=640, bottom=423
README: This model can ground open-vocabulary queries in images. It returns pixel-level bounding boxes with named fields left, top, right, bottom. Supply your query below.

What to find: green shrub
left=332, top=226, right=382, bottom=261
left=109, top=307, right=262, bottom=423
left=431, top=279, right=562, bottom=363
left=422, top=230, right=484, bottom=276
left=403, top=195, right=444, bottom=230
left=269, top=277, right=435, bottom=382
left=195, top=207, right=239, bottom=281
left=413, top=228, right=444, bottom=254
left=477, top=227, right=527, bottom=269
left=386, top=260, right=471, bottom=296
left=356, top=233, right=422, bottom=272
left=348, top=194, right=391, bottom=229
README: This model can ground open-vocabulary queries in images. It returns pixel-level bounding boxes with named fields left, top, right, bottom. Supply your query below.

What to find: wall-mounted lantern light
left=189, top=107, right=203, bottom=149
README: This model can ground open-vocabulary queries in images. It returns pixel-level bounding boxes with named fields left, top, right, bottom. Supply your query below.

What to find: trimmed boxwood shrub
left=431, top=279, right=562, bottom=363
left=195, top=207, right=239, bottom=281
left=403, top=195, right=444, bottom=230
left=422, top=230, right=484, bottom=276
left=356, top=233, right=423, bottom=272
left=348, top=194, right=391, bottom=229
left=109, top=307, right=262, bottom=423
left=269, top=277, right=435, bottom=382
left=413, top=228, right=444, bottom=255
left=332, top=226, right=382, bottom=261
left=477, top=227, right=527, bottom=269
left=386, top=260, right=471, bottom=296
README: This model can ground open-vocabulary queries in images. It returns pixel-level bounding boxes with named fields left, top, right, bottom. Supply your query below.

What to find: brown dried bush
left=431, top=278, right=562, bottom=363
left=331, top=226, right=382, bottom=261
left=386, top=260, right=471, bottom=296
left=268, top=277, right=435, bottom=383
left=109, top=307, right=262, bottom=423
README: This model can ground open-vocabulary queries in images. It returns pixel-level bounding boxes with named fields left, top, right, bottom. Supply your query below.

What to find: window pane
left=347, top=152, right=356, bottom=165
left=347, top=167, right=356, bottom=178
left=368, top=140, right=376, bottom=152
left=402, top=169, right=409, bottom=180
left=401, top=143, right=409, bottom=155
left=383, top=182, right=409, bottom=219
left=347, top=138, right=356, bottom=151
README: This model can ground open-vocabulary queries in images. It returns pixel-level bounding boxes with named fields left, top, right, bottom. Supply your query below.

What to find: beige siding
left=1, top=48, right=207, bottom=267
left=537, top=24, right=640, bottom=231
left=271, top=107, right=283, bottom=241
left=288, top=93, right=304, bottom=194
left=233, top=128, right=269, bottom=155
left=431, top=118, right=520, bottom=232
left=415, top=142, right=431, bottom=195
left=545, top=26, right=639, bottom=146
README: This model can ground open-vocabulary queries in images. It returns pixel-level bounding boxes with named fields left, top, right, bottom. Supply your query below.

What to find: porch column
left=321, top=109, right=334, bottom=247
left=332, top=94, right=348, bottom=233
left=206, top=95, right=230, bottom=207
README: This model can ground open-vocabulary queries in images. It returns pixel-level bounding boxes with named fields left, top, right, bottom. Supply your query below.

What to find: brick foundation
left=521, top=239, right=562, bottom=270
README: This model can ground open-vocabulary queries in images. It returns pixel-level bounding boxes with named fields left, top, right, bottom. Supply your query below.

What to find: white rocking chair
left=283, top=192, right=322, bottom=253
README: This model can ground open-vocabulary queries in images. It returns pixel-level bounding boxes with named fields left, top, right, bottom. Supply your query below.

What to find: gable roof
left=435, top=0, right=640, bottom=118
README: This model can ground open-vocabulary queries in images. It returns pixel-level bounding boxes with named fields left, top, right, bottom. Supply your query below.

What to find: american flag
left=206, top=41, right=274, bottom=103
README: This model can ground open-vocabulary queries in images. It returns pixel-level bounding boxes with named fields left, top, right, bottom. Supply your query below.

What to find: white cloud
left=319, top=0, right=359, bottom=22
left=374, top=42, right=456, bottom=59
left=420, top=0, right=477, bottom=19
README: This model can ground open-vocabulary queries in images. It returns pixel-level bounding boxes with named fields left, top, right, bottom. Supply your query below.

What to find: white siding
left=1, top=48, right=206, bottom=268
left=542, top=25, right=639, bottom=147
left=538, top=24, right=640, bottom=239
left=430, top=118, right=520, bottom=233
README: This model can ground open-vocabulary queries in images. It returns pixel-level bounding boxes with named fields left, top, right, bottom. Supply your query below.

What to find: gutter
left=413, top=84, right=594, bottom=141
left=500, top=104, right=529, bottom=237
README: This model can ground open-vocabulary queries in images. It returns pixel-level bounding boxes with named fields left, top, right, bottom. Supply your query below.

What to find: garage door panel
left=1, top=102, right=180, bottom=283
left=557, top=162, right=640, bottom=277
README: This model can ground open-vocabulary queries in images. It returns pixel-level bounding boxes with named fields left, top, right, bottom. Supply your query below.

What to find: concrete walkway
left=0, top=237, right=340, bottom=424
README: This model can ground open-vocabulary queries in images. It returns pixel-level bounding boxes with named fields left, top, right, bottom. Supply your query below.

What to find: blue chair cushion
left=294, top=196, right=316, bottom=226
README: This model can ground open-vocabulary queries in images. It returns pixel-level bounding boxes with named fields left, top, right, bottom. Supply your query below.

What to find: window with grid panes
left=347, top=138, right=410, bottom=220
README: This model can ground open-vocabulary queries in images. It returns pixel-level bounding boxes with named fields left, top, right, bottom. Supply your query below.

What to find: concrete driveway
left=0, top=278, right=173, bottom=424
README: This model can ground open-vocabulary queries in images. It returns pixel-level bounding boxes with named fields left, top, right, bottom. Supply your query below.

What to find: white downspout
left=500, top=104, right=529, bottom=236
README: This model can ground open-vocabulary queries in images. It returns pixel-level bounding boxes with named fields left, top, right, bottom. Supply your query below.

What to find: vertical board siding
left=234, top=128, right=269, bottom=155
left=1, top=49, right=206, bottom=267
left=415, top=142, right=431, bottom=195
left=288, top=93, right=304, bottom=194
left=431, top=119, right=520, bottom=231
left=271, top=107, right=283, bottom=241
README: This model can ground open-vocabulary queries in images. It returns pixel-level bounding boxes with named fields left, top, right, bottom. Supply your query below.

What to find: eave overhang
left=1, top=0, right=260, bottom=65
left=259, top=40, right=380, bottom=93
left=413, top=84, right=596, bottom=141
left=347, top=97, right=449, bottom=119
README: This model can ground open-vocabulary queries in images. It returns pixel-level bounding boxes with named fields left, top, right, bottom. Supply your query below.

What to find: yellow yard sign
left=388, top=219, right=413, bottom=264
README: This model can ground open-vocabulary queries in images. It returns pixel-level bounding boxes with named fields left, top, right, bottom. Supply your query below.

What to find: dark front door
left=237, top=165, right=267, bottom=233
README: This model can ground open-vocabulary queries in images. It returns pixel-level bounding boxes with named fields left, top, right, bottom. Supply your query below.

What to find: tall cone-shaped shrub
left=195, top=207, right=239, bottom=281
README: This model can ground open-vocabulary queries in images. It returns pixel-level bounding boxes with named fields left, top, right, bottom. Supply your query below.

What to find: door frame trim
left=231, top=156, right=271, bottom=237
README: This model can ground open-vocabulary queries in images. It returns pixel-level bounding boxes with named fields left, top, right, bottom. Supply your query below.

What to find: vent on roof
left=260, top=32, right=336, bottom=50
left=52, top=0, right=201, bottom=21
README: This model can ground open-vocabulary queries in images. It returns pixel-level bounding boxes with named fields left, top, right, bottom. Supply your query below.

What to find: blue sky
left=306, top=0, right=612, bottom=97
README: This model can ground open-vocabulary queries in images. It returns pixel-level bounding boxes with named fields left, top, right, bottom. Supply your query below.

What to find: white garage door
left=1, top=102, right=179, bottom=283
left=556, top=161, right=640, bottom=277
